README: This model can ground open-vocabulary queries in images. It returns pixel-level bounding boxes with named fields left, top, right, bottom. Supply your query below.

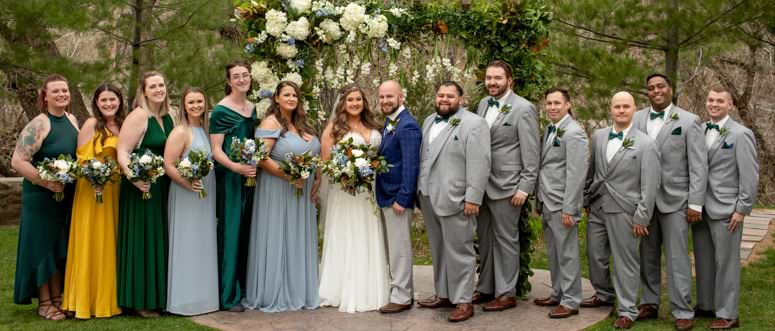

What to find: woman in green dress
left=210, top=60, right=256, bottom=312
left=116, top=71, right=174, bottom=318
left=12, top=74, right=79, bottom=320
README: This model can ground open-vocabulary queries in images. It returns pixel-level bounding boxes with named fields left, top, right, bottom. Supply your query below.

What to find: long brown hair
left=91, top=83, right=126, bottom=145
left=331, top=84, right=381, bottom=141
left=133, top=71, right=172, bottom=117
left=178, top=87, right=210, bottom=133
left=225, top=60, right=252, bottom=96
left=36, top=74, right=70, bottom=112
left=267, top=81, right=317, bottom=137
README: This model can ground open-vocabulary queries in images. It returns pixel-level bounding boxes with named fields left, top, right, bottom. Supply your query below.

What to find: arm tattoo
left=15, top=118, right=44, bottom=159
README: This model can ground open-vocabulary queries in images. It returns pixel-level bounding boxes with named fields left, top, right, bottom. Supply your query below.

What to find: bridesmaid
left=210, top=60, right=256, bottom=312
left=12, top=74, right=79, bottom=320
left=163, top=87, right=219, bottom=316
left=242, top=81, right=321, bottom=312
left=61, top=83, right=125, bottom=319
left=116, top=71, right=174, bottom=318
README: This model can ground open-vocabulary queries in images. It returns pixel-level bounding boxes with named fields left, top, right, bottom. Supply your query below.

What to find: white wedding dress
left=318, top=130, right=390, bottom=313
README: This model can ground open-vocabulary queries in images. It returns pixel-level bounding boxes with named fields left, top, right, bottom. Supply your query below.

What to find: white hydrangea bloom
left=389, top=8, right=407, bottom=17
left=276, top=43, right=298, bottom=59
left=339, top=3, right=366, bottom=32
left=265, top=9, right=288, bottom=37
left=255, top=98, right=271, bottom=119
left=290, top=0, right=311, bottom=14
left=251, top=61, right=275, bottom=84
left=317, top=19, right=342, bottom=43
left=282, top=72, right=304, bottom=87
left=345, top=30, right=357, bottom=43
left=285, top=17, right=310, bottom=41
left=364, top=14, right=388, bottom=38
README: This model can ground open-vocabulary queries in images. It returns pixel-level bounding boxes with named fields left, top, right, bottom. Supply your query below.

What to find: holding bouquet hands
left=126, top=150, right=165, bottom=199
left=174, top=150, right=214, bottom=199
left=229, top=137, right=268, bottom=186
left=36, top=154, right=82, bottom=202
left=279, top=151, right=318, bottom=198
left=320, top=137, right=391, bottom=196
left=80, top=156, right=119, bottom=203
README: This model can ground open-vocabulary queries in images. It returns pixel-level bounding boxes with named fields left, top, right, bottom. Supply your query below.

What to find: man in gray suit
left=584, top=92, right=660, bottom=329
left=416, top=81, right=491, bottom=322
left=634, top=74, right=708, bottom=331
left=692, top=86, right=758, bottom=330
left=533, top=88, right=588, bottom=318
left=474, top=60, right=540, bottom=311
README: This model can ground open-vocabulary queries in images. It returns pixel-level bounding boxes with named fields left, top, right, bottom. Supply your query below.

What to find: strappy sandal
left=51, top=296, right=75, bottom=317
left=136, top=309, right=160, bottom=318
left=38, top=299, right=67, bottom=321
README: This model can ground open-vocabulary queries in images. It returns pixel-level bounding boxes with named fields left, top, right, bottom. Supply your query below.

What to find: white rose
left=290, top=0, right=311, bottom=14
left=179, top=159, right=192, bottom=169
left=276, top=43, right=298, bottom=59
left=53, top=159, right=70, bottom=173
left=354, top=157, right=369, bottom=168
left=339, top=3, right=365, bottom=32
left=91, top=161, right=103, bottom=169
left=300, top=170, right=310, bottom=179
left=351, top=149, right=364, bottom=158
left=285, top=17, right=310, bottom=41
left=281, top=72, right=303, bottom=88
left=265, top=9, right=288, bottom=37
left=139, top=154, right=153, bottom=165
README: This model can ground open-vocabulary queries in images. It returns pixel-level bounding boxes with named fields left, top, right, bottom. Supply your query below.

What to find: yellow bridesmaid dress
left=62, top=131, right=122, bottom=318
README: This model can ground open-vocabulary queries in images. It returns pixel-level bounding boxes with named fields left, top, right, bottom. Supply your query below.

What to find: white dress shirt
left=428, top=115, right=450, bottom=144
left=484, top=90, right=512, bottom=127
left=606, top=123, right=633, bottom=163
left=384, top=105, right=405, bottom=135
left=647, top=104, right=673, bottom=139
left=546, top=114, right=570, bottom=144
left=705, top=115, right=729, bottom=149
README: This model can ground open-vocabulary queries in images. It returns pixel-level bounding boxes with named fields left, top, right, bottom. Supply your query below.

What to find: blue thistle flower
left=287, top=38, right=296, bottom=46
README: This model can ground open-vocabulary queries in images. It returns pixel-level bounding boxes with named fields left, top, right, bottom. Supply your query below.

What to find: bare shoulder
left=81, top=117, right=97, bottom=130
left=259, top=115, right=281, bottom=130
left=168, top=125, right=189, bottom=140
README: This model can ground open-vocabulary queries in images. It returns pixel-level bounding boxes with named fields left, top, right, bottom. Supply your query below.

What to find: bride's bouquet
left=80, top=156, right=119, bottom=204
left=36, top=154, right=81, bottom=202
left=175, top=150, right=214, bottom=199
left=126, top=150, right=165, bottom=199
left=278, top=151, right=318, bottom=198
left=320, top=137, right=391, bottom=196
left=229, top=137, right=268, bottom=187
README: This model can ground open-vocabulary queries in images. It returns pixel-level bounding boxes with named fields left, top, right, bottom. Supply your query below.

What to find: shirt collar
left=612, top=122, right=633, bottom=136
left=711, top=115, right=729, bottom=127
left=490, top=90, right=512, bottom=107
left=551, top=114, right=570, bottom=126
left=650, top=103, right=672, bottom=117
left=388, top=105, right=405, bottom=121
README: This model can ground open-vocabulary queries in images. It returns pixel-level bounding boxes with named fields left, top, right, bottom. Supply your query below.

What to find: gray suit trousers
left=381, top=207, right=414, bottom=305
left=585, top=209, right=616, bottom=304
left=692, top=213, right=742, bottom=319
left=588, top=208, right=641, bottom=321
left=541, top=204, right=582, bottom=309
left=639, top=208, right=694, bottom=319
left=418, top=195, right=477, bottom=304
left=476, top=194, right=521, bottom=297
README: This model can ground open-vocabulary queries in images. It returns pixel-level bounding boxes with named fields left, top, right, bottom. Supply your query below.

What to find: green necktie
left=608, top=131, right=623, bottom=140
left=650, top=111, right=665, bottom=120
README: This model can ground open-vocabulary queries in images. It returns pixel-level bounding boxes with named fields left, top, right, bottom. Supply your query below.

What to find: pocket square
left=454, top=135, right=459, bottom=141
left=671, top=127, right=682, bottom=135
left=552, top=138, right=561, bottom=147
left=503, top=122, right=513, bottom=126
left=722, top=141, right=734, bottom=149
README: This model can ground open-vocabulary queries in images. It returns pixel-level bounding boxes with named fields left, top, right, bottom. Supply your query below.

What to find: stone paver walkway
left=741, top=210, right=775, bottom=260
left=191, top=268, right=611, bottom=331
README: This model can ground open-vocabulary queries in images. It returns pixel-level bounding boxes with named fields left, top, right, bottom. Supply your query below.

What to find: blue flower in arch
left=258, top=89, right=273, bottom=98
left=244, top=43, right=255, bottom=54
left=294, top=59, right=305, bottom=68
left=287, top=38, right=296, bottom=46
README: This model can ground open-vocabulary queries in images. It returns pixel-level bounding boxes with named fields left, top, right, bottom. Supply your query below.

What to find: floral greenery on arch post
left=235, top=0, right=551, bottom=299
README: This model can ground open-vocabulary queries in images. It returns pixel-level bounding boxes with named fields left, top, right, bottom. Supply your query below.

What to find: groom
left=375, top=80, right=422, bottom=314
left=417, top=81, right=491, bottom=322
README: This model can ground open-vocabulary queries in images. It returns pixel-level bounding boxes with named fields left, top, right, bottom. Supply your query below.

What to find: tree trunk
left=128, top=0, right=145, bottom=104
left=665, top=0, right=680, bottom=100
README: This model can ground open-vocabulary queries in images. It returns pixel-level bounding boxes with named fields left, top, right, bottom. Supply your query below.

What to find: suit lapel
left=427, top=124, right=456, bottom=166
left=607, top=129, right=635, bottom=175
left=600, top=128, right=610, bottom=174
left=541, top=124, right=552, bottom=159
left=635, top=109, right=649, bottom=133
left=489, top=112, right=506, bottom=135
left=655, top=106, right=675, bottom=148
left=708, top=119, right=731, bottom=160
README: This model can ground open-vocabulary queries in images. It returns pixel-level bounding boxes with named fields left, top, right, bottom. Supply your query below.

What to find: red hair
left=36, top=74, right=69, bottom=111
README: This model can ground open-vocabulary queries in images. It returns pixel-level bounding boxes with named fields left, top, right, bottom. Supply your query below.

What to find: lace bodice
left=343, top=129, right=382, bottom=148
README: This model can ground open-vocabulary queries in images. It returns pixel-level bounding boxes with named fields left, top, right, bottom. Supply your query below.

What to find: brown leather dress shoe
left=548, top=305, right=579, bottom=318
left=379, top=302, right=412, bottom=314
left=481, top=296, right=517, bottom=311
left=471, top=291, right=494, bottom=304
left=675, top=318, right=694, bottom=330
left=533, top=297, right=561, bottom=307
left=693, top=307, right=715, bottom=318
left=613, top=316, right=635, bottom=329
left=637, top=304, right=659, bottom=320
left=448, top=303, right=474, bottom=322
left=418, top=295, right=455, bottom=309
left=707, top=318, right=740, bottom=329
left=580, top=296, right=614, bottom=308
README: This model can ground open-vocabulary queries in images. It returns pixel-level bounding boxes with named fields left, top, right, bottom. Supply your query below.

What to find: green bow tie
left=650, top=111, right=665, bottom=120
left=433, top=116, right=449, bottom=124
left=705, top=122, right=720, bottom=133
left=547, top=125, right=556, bottom=135
left=487, top=98, right=499, bottom=108
left=608, top=131, right=624, bottom=140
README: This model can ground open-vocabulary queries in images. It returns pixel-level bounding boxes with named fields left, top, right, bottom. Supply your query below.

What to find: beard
left=487, top=83, right=509, bottom=98
left=381, top=103, right=399, bottom=115
left=435, top=102, right=460, bottom=118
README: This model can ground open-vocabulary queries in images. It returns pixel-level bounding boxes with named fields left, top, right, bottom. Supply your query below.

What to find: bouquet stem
left=294, top=188, right=303, bottom=198
left=142, top=192, right=153, bottom=200
left=198, top=189, right=207, bottom=199
left=95, top=191, right=103, bottom=204
left=245, top=177, right=256, bottom=187
left=54, top=192, right=65, bottom=202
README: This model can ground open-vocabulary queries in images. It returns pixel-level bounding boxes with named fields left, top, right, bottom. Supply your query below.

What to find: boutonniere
left=619, top=138, right=635, bottom=152
left=386, top=117, right=400, bottom=135
left=666, top=112, right=679, bottom=123
left=719, top=127, right=729, bottom=138
left=449, top=116, right=461, bottom=127
left=498, top=104, right=512, bottom=114
left=556, top=127, right=566, bottom=138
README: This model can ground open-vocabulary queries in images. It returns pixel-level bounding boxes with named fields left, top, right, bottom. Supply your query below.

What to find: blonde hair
left=134, top=71, right=173, bottom=118
left=178, top=87, right=210, bottom=133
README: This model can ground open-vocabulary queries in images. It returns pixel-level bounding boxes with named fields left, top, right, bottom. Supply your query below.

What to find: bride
left=318, top=84, right=390, bottom=313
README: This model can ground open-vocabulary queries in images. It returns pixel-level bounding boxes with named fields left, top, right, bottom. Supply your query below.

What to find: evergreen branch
left=138, top=0, right=214, bottom=45
left=677, top=0, right=752, bottom=47
left=555, top=18, right=663, bottom=50
left=95, top=25, right=134, bottom=44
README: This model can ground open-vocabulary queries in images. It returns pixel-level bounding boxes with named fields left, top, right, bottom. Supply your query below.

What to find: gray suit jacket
left=476, top=92, right=540, bottom=199
left=704, top=118, right=759, bottom=220
left=585, top=127, right=660, bottom=226
left=417, top=109, right=491, bottom=217
left=634, top=106, right=708, bottom=213
left=537, top=117, right=589, bottom=216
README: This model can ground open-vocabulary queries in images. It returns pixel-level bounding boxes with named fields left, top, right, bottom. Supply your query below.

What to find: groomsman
left=417, top=81, right=491, bottom=322
left=692, top=86, right=758, bottom=330
left=634, top=74, right=708, bottom=330
left=474, top=60, right=540, bottom=311
left=375, top=80, right=422, bottom=314
left=534, top=88, right=587, bottom=318
left=584, top=92, right=660, bottom=329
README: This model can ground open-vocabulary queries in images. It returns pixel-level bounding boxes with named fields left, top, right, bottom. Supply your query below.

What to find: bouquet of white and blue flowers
left=126, top=150, right=165, bottom=199
left=229, top=137, right=268, bottom=187
left=175, top=150, right=214, bottom=199
left=278, top=151, right=318, bottom=198
left=36, top=154, right=81, bottom=202
left=320, top=137, right=391, bottom=196
left=80, top=156, right=119, bottom=204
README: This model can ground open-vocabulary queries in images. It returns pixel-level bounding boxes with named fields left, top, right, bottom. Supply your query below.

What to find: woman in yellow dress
left=61, top=83, right=125, bottom=319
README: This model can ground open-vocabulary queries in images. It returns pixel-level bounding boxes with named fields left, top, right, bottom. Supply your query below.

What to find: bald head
left=378, top=80, right=404, bottom=115
left=610, top=91, right=636, bottom=130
